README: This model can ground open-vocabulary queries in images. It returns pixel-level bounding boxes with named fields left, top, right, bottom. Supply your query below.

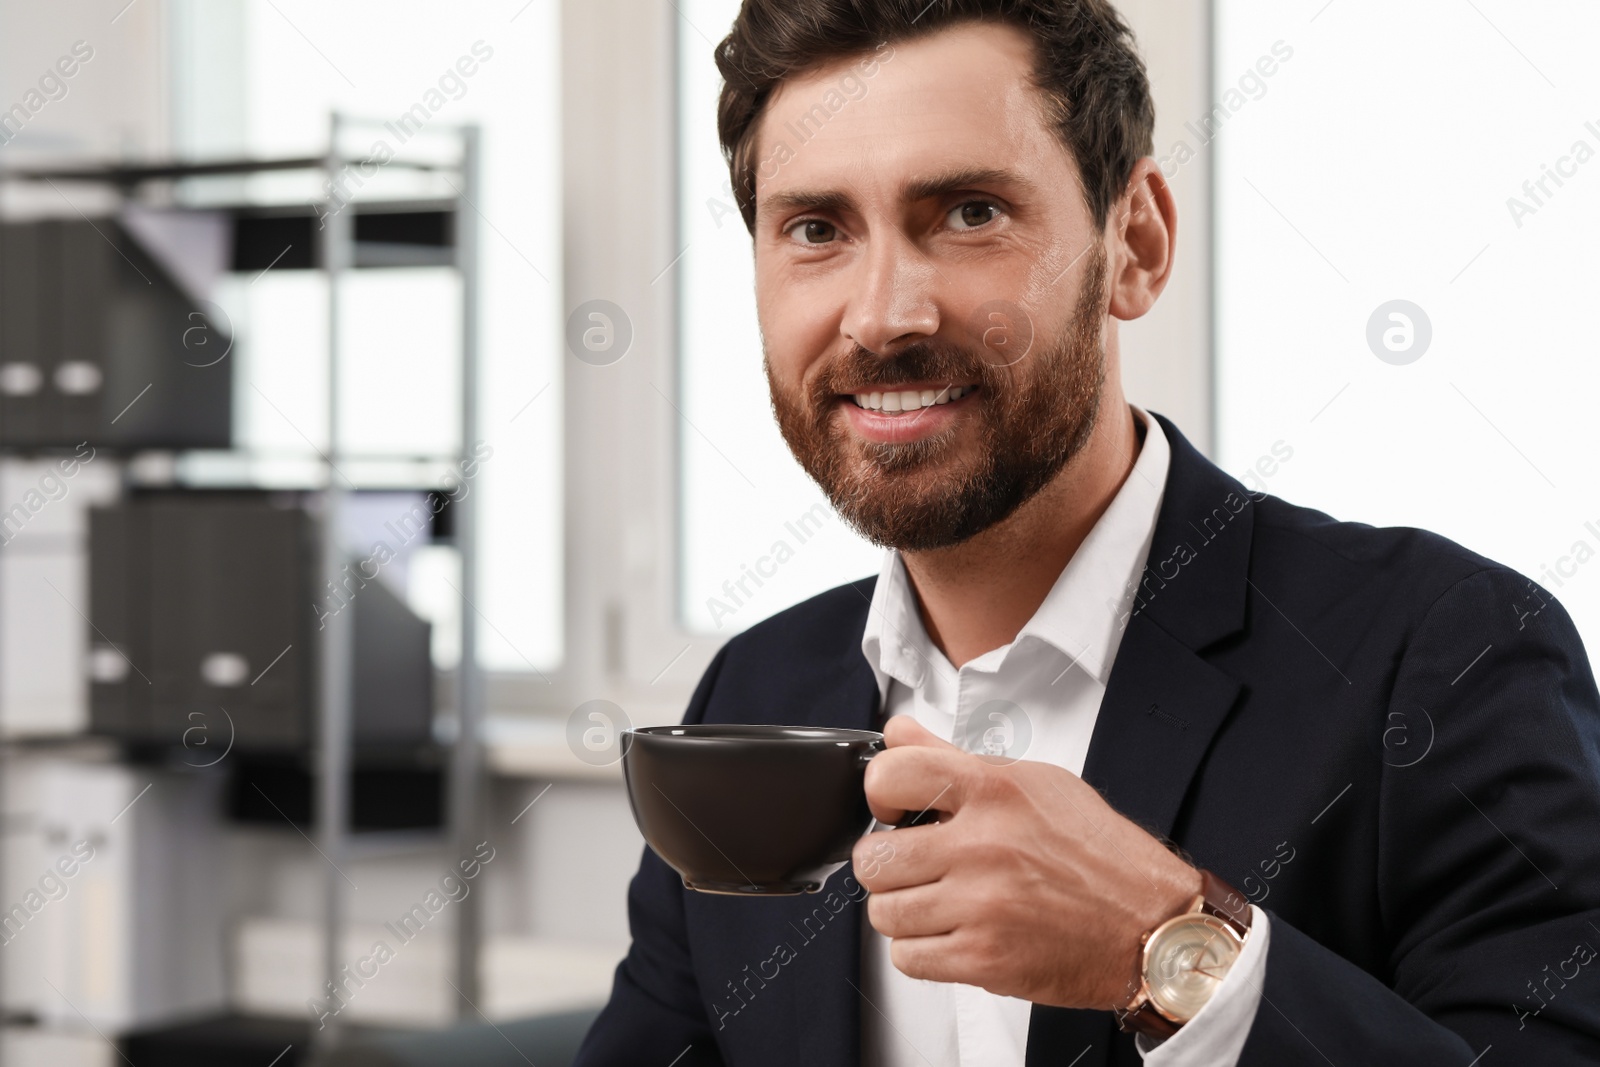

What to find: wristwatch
left=1116, top=869, right=1252, bottom=1038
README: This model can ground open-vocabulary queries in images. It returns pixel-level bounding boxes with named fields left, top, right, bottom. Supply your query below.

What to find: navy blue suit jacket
left=577, top=413, right=1600, bottom=1065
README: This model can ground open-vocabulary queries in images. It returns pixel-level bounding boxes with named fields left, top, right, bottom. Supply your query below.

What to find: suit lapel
left=1079, top=615, right=1244, bottom=833
left=1028, top=413, right=1253, bottom=1065
left=1087, top=413, right=1253, bottom=829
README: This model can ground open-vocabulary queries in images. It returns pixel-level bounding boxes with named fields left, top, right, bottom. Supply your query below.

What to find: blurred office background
left=0, top=0, right=1595, bottom=1064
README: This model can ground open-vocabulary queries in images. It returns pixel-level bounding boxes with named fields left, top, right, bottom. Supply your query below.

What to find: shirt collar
left=860, top=404, right=1170, bottom=700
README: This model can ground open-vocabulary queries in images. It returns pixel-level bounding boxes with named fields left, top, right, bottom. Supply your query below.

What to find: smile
left=847, top=384, right=977, bottom=413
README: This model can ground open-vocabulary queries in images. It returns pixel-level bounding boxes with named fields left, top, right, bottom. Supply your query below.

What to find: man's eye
left=788, top=219, right=838, bottom=245
left=947, top=200, right=1000, bottom=230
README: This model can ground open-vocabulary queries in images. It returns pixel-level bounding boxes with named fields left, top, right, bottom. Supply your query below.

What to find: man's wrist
left=1116, top=868, right=1251, bottom=1037
left=1142, top=863, right=1205, bottom=958
left=1118, top=863, right=1203, bottom=1008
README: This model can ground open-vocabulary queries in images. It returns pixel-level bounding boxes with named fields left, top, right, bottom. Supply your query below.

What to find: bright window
left=171, top=0, right=563, bottom=672
left=675, top=0, right=880, bottom=635
left=1215, top=0, right=1600, bottom=650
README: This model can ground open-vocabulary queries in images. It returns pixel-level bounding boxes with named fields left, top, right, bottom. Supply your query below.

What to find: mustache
left=813, top=341, right=995, bottom=396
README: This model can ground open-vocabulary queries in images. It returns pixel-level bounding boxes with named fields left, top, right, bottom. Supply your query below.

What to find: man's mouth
left=844, top=383, right=978, bottom=413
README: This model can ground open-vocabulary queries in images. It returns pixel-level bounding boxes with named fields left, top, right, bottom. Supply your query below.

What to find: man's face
left=752, top=21, right=1111, bottom=551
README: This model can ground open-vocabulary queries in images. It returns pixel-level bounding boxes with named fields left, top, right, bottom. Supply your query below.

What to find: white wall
left=1117, top=0, right=1216, bottom=453
left=0, top=0, right=170, bottom=164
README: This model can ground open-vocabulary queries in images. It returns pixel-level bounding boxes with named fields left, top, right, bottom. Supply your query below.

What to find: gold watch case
left=1141, top=912, right=1246, bottom=1023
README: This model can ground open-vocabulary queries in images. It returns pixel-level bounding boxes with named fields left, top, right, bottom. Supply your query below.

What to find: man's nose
left=840, top=229, right=941, bottom=355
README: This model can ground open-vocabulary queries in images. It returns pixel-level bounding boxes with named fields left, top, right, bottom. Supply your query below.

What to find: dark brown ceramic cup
left=622, top=724, right=884, bottom=896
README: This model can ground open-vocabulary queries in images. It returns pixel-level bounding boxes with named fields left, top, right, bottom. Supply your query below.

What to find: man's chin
left=822, top=473, right=988, bottom=550
left=838, top=502, right=982, bottom=551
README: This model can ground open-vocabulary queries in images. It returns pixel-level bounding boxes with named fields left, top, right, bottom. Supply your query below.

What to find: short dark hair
left=714, top=0, right=1155, bottom=235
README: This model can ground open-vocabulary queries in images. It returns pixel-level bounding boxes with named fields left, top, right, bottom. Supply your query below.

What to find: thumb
left=882, top=714, right=960, bottom=750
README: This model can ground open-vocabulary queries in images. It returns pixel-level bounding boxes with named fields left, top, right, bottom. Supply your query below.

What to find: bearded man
left=576, top=1, right=1600, bottom=1064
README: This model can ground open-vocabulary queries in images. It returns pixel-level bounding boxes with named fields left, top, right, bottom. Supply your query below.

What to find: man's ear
left=1106, top=157, right=1177, bottom=322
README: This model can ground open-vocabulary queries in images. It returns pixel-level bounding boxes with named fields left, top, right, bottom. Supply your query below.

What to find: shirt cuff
left=1134, top=905, right=1271, bottom=1066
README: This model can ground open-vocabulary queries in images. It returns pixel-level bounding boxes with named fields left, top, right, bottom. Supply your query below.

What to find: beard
left=768, top=243, right=1108, bottom=552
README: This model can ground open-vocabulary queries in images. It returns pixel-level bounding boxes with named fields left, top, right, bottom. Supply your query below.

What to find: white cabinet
left=0, top=458, right=119, bottom=738
left=27, top=759, right=225, bottom=1032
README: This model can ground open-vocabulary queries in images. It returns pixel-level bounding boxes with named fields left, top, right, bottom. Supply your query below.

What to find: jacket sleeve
left=573, top=642, right=735, bottom=1067
left=1240, top=566, right=1600, bottom=1064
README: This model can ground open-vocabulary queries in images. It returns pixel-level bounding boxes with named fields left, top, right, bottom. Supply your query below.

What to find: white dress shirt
left=857, top=404, right=1271, bottom=1067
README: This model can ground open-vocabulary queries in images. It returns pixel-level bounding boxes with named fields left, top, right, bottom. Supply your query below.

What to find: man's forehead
left=752, top=114, right=1068, bottom=224
left=749, top=22, right=1062, bottom=222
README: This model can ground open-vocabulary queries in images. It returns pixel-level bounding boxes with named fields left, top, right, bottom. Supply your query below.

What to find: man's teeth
left=853, top=385, right=974, bottom=412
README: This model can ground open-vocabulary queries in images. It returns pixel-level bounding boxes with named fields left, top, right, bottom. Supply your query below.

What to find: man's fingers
left=865, top=882, right=957, bottom=940
left=887, top=930, right=967, bottom=985
left=851, top=823, right=947, bottom=892
left=882, top=714, right=960, bottom=751
left=863, top=745, right=970, bottom=825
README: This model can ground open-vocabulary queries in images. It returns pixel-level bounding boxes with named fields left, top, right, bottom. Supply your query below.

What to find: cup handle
left=860, top=743, right=944, bottom=828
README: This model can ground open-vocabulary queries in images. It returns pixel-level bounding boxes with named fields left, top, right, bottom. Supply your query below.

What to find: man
left=577, top=1, right=1600, bottom=1063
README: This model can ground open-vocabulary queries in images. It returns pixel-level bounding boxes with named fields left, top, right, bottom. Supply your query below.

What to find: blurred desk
left=486, top=719, right=622, bottom=782
left=484, top=703, right=692, bottom=782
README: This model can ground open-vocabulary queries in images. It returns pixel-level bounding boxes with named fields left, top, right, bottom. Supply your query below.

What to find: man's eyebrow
left=902, top=165, right=1039, bottom=203
left=757, top=166, right=1037, bottom=222
left=759, top=188, right=855, bottom=220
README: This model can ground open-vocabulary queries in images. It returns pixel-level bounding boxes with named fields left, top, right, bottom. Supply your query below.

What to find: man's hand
left=851, top=715, right=1202, bottom=1010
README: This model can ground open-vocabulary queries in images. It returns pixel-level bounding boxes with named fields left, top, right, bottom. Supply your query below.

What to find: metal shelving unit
left=0, top=113, right=488, bottom=1056
left=314, top=113, right=487, bottom=1048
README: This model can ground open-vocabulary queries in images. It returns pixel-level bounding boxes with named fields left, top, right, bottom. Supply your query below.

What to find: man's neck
left=900, top=397, right=1144, bottom=669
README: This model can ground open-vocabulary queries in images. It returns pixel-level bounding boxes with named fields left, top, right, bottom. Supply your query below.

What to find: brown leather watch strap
left=1117, top=996, right=1183, bottom=1040
left=1197, top=868, right=1252, bottom=938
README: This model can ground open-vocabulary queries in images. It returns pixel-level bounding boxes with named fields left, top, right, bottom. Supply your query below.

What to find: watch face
left=1146, top=915, right=1243, bottom=1022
